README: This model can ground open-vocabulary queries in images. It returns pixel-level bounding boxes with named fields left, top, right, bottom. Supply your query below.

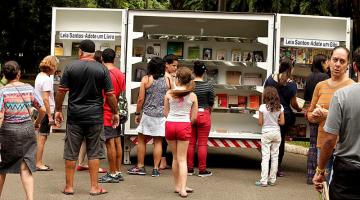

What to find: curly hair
left=39, top=55, right=57, bottom=74
left=171, top=67, right=195, bottom=98
left=147, top=57, right=165, bottom=80
left=263, top=86, right=281, bottom=112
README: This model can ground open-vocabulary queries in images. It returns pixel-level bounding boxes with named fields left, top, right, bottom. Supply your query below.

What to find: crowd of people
left=0, top=38, right=359, bottom=199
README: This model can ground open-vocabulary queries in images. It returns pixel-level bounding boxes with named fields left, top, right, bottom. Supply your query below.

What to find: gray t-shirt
left=324, top=83, right=360, bottom=164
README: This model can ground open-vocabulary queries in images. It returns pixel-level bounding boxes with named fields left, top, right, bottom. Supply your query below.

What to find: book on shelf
left=242, top=51, right=253, bottom=62
left=71, top=42, right=81, bottom=56
left=280, top=47, right=296, bottom=61
left=203, top=48, right=212, bottom=60
left=187, top=46, right=200, bottom=59
left=228, top=95, right=238, bottom=108
left=133, top=46, right=145, bottom=57
left=215, top=94, right=228, bottom=108
left=216, top=49, right=226, bottom=60
left=146, top=42, right=161, bottom=58
left=293, top=76, right=306, bottom=89
left=231, top=49, right=242, bottom=62
left=238, top=96, right=247, bottom=108
left=206, top=69, right=218, bottom=84
left=253, top=51, right=264, bottom=62
left=115, top=45, right=121, bottom=58
left=54, top=43, right=64, bottom=56
left=167, top=42, right=184, bottom=59
left=226, top=71, right=241, bottom=85
left=248, top=95, right=260, bottom=110
left=243, top=73, right=262, bottom=86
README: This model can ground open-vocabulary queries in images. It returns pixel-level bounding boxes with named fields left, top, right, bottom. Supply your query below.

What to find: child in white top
left=256, top=86, right=285, bottom=187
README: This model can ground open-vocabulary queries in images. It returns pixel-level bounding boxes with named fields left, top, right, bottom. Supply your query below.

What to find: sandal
left=174, top=187, right=194, bottom=193
left=89, top=187, right=108, bottom=196
left=99, top=168, right=107, bottom=173
left=36, top=165, right=53, bottom=171
left=76, top=165, right=89, bottom=171
left=61, top=190, right=74, bottom=195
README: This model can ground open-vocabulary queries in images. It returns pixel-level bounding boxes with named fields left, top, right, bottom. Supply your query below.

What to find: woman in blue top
left=264, top=58, right=302, bottom=177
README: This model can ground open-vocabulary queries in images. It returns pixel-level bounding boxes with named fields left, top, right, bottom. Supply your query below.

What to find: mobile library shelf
left=50, top=7, right=127, bottom=131
left=123, top=10, right=275, bottom=164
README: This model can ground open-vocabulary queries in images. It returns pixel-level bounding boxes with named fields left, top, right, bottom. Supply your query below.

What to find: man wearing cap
left=55, top=39, right=119, bottom=196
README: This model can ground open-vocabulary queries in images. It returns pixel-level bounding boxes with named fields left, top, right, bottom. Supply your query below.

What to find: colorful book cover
left=228, top=95, right=238, bottom=108
left=249, top=95, right=260, bottom=110
left=238, top=96, right=247, bottom=108
left=133, top=46, right=144, bottom=57
left=188, top=46, right=200, bottom=59
left=216, top=94, right=228, bottom=108
left=167, top=42, right=184, bottom=59
left=203, top=48, right=212, bottom=60
left=296, top=48, right=306, bottom=64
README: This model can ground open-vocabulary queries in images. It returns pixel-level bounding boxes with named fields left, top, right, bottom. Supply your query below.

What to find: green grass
left=287, top=141, right=310, bottom=148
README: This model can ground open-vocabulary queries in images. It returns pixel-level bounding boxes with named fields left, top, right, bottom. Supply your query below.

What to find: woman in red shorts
left=164, top=67, right=198, bottom=198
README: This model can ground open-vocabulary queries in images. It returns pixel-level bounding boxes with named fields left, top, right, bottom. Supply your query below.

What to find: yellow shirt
left=307, top=78, right=354, bottom=148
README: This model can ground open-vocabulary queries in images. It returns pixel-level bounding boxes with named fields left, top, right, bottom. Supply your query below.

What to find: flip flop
left=98, top=168, right=107, bottom=173
left=36, top=165, right=53, bottom=171
left=174, top=187, right=194, bottom=193
left=76, top=165, right=89, bottom=171
left=159, top=165, right=171, bottom=170
left=89, top=187, right=108, bottom=196
left=179, top=193, right=188, bottom=198
left=61, top=190, right=74, bottom=195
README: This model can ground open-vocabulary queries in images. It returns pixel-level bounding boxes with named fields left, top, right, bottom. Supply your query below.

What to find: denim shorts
left=63, top=123, right=105, bottom=161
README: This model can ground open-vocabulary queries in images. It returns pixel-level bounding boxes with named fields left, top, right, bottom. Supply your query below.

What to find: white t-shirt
left=34, top=73, right=55, bottom=113
left=259, top=104, right=284, bottom=133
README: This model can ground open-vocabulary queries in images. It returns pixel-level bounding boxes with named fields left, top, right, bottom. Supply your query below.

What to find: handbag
left=109, top=70, right=128, bottom=124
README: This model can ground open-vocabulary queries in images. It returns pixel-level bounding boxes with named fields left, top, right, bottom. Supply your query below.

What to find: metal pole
left=145, top=0, right=149, bottom=9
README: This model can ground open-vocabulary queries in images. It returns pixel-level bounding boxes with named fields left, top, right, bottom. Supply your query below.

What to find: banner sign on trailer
left=283, top=38, right=339, bottom=49
left=59, top=32, right=116, bottom=41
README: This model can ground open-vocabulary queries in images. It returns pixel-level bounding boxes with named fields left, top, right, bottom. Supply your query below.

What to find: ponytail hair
left=170, top=67, right=195, bottom=98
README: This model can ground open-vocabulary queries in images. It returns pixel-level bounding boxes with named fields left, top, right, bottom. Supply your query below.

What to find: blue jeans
left=317, top=148, right=334, bottom=183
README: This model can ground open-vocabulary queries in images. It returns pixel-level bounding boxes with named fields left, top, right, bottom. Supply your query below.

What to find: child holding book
left=164, top=67, right=198, bottom=197
left=256, top=86, right=285, bottom=187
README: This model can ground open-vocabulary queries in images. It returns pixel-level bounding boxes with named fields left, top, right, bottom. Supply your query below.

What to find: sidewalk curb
left=285, top=143, right=308, bottom=156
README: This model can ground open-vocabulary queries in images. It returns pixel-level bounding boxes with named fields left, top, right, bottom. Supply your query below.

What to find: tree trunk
left=218, top=0, right=226, bottom=11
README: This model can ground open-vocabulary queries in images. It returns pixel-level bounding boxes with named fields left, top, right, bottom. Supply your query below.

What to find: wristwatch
left=135, top=112, right=141, bottom=116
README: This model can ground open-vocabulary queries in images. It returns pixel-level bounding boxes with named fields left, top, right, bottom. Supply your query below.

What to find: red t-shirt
left=103, top=67, right=126, bottom=126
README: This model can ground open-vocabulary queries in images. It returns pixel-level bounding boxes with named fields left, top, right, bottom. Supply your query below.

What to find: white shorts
left=136, top=113, right=165, bottom=137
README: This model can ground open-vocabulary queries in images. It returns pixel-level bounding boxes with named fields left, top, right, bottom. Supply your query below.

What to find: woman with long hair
left=164, top=67, right=198, bottom=197
left=0, top=61, right=46, bottom=200
left=256, top=86, right=285, bottom=187
left=128, top=57, right=171, bottom=177
left=264, top=58, right=302, bottom=177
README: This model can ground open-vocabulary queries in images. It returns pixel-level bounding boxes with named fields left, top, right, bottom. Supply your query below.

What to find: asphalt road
left=1, top=133, right=318, bottom=200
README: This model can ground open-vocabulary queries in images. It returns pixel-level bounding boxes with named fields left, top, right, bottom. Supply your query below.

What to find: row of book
left=214, top=94, right=261, bottom=110
left=206, top=70, right=263, bottom=86
left=280, top=47, right=332, bottom=65
left=134, top=42, right=265, bottom=62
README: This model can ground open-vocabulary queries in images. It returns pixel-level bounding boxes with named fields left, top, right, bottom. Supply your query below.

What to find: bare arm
left=290, top=96, right=302, bottom=112
left=136, top=77, right=147, bottom=113
left=190, top=93, right=198, bottom=124
left=34, top=106, right=46, bottom=128
left=307, top=84, right=321, bottom=123
left=41, top=91, right=52, bottom=118
left=105, top=92, right=118, bottom=114
left=278, top=111, right=285, bottom=125
left=163, top=92, right=170, bottom=118
left=258, top=112, right=263, bottom=126
left=54, top=87, right=67, bottom=125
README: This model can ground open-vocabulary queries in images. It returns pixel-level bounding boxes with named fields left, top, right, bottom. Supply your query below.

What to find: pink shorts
left=165, top=121, right=191, bottom=141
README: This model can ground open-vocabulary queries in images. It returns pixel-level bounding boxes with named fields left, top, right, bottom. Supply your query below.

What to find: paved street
left=2, top=133, right=318, bottom=200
